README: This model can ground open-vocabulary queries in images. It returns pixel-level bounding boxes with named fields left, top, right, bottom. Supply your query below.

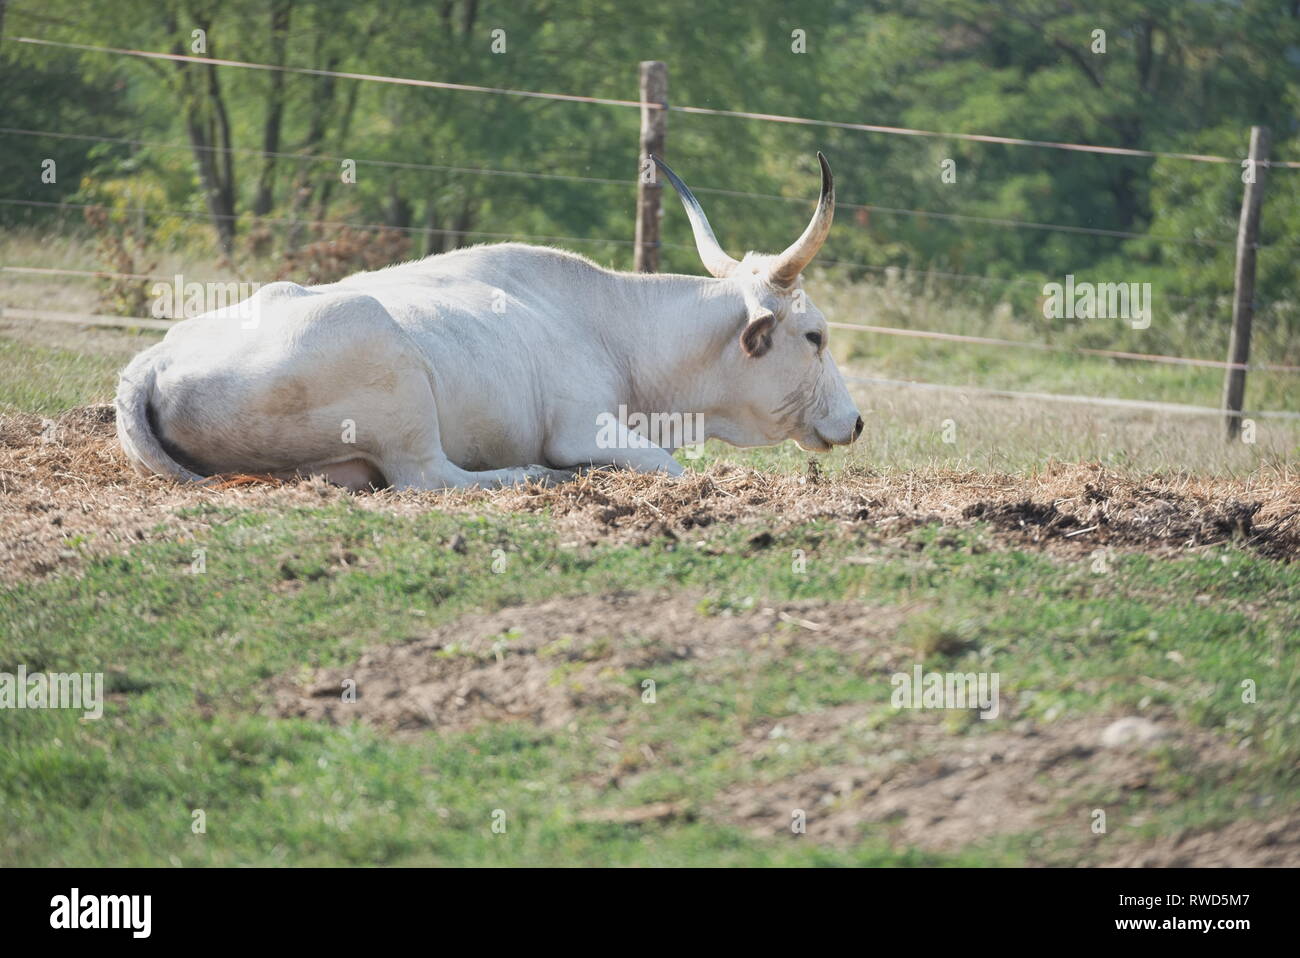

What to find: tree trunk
left=284, top=29, right=340, bottom=249
left=443, top=197, right=476, bottom=251
left=312, top=66, right=366, bottom=225
left=174, top=20, right=237, bottom=258
left=253, top=0, right=294, bottom=216
left=385, top=185, right=412, bottom=228
left=421, top=201, right=441, bottom=258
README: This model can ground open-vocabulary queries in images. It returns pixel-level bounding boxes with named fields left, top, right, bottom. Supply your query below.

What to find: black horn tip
left=651, top=156, right=690, bottom=197
left=816, top=152, right=833, bottom=191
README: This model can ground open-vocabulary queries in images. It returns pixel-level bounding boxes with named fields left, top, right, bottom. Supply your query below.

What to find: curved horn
left=768, top=152, right=835, bottom=287
left=651, top=155, right=739, bottom=278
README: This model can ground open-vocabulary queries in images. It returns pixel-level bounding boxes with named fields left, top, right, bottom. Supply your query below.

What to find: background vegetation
left=2, top=2, right=1298, bottom=868
left=3, top=0, right=1300, bottom=362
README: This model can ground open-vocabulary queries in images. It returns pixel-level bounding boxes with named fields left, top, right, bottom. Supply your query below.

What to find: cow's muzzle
left=814, top=415, right=864, bottom=449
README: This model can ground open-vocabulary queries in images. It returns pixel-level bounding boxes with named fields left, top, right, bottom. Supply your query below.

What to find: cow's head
left=654, top=153, right=863, bottom=452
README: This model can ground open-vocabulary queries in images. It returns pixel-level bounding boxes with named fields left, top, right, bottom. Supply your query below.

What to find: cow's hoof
left=524, top=465, right=577, bottom=487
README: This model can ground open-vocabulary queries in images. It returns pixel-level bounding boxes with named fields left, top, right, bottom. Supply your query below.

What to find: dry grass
left=3, top=403, right=1297, bottom=582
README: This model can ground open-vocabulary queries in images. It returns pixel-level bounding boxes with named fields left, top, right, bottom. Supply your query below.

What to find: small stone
left=1100, top=717, right=1170, bottom=748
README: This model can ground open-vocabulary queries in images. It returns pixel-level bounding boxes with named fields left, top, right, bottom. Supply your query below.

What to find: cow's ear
left=740, top=310, right=776, bottom=357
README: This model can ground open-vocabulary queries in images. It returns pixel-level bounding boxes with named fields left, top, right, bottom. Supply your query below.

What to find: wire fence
left=15, top=36, right=1300, bottom=167
left=0, top=199, right=1285, bottom=311
left=842, top=375, right=1300, bottom=421
left=8, top=125, right=1295, bottom=252
left=4, top=33, right=1299, bottom=428
left=5, top=262, right=1295, bottom=374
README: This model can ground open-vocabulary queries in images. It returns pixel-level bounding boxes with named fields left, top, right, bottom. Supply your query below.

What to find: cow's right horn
left=652, top=155, right=739, bottom=279
left=767, top=152, right=835, bottom=287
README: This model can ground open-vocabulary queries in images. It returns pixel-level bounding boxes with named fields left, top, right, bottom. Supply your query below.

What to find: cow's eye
left=805, top=332, right=824, bottom=349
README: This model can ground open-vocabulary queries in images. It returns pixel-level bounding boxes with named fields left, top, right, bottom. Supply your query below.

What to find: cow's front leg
left=384, top=457, right=576, bottom=490
left=546, top=419, right=686, bottom=476
left=362, top=370, right=579, bottom=490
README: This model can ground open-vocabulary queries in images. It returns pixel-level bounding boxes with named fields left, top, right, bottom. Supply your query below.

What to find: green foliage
left=2, top=0, right=1297, bottom=329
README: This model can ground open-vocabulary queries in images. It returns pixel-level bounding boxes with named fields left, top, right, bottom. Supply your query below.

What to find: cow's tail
left=114, top=351, right=209, bottom=484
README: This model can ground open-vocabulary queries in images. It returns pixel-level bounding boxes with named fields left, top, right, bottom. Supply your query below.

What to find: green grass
left=816, top=270, right=1300, bottom=413
left=0, top=337, right=132, bottom=416
left=843, top=332, right=1299, bottom=412
left=2, top=261, right=1297, bottom=865
left=2, top=502, right=1295, bottom=865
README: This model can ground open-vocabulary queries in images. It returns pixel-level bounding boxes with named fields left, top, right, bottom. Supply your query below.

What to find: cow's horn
left=768, top=152, right=835, bottom=287
left=651, top=155, right=739, bottom=279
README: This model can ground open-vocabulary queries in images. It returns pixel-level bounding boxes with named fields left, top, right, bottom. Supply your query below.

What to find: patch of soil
left=711, top=709, right=1287, bottom=865
left=1101, top=815, right=1300, bottom=867
left=266, top=592, right=904, bottom=735
left=267, top=588, right=1287, bottom=866
left=3, top=405, right=1298, bottom=582
left=450, top=458, right=1299, bottom=562
left=0, top=406, right=354, bottom=581
left=962, top=494, right=1282, bottom=559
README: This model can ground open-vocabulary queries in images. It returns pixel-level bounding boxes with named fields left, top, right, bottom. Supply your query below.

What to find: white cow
left=116, top=153, right=863, bottom=491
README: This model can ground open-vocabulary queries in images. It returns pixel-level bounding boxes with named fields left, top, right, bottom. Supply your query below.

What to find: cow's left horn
left=652, top=155, right=739, bottom=279
left=768, top=152, right=835, bottom=287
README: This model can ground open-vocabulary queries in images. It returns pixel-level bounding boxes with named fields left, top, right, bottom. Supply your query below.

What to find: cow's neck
left=613, top=272, right=749, bottom=440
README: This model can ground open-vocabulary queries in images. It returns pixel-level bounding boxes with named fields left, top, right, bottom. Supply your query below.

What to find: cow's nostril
left=853, top=416, right=864, bottom=440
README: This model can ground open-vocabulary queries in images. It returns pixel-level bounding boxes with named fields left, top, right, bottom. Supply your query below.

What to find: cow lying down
left=116, top=154, right=863, bottom=492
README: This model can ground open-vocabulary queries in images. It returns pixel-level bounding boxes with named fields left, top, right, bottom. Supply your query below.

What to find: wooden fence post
left=634, top=61, right=667, bottom=273
left=1223, top=125, right=1270, bottom=441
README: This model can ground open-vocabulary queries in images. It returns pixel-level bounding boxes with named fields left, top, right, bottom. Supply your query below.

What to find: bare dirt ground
left=720, top=707, right=1295, bottom=866
left=266, top=590, right=1297, bottom=866
left=268, top=591, right=910, bottom=734
left=2, top=404, right=1298, bottom=582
